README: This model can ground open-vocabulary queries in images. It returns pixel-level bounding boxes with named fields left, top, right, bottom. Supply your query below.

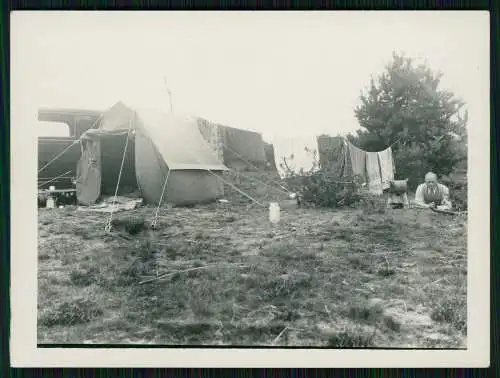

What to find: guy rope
left=38, top=113, right=104, bottom=174
left=38, top=169, right=73, bottom=188
left=151, top=170, right=171, bottom=229
left=148, top=139, right=266, bottom=231
left=104, top=117, right=134, bottom=232
left=182, top=142, right=267, bottom=207
left=222, top=143, right=292, bottom=196
left=38, top=140, right=79, bottom=174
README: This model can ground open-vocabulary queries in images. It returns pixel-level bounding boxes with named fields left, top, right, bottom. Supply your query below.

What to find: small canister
left=269, top=202, right=281, bottom=224
left=46, top=186, right=56, bottom=208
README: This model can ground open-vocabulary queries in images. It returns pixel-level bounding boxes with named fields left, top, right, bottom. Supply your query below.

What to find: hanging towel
left=347, top=142, right=367, bottom=179
left=377, top=147, right=395, bottom=190
left=366, top=152, right=383, bottom=195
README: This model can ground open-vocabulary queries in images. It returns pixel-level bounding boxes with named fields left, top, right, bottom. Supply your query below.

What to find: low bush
left=70, top=266, right=99, bottom=287
left=111, top=216, right=147, bottom=235
left=431, top=295, right=467, bottom=334
left=440, top=169, right=467, bottom=211
left=39, top=298, right=103, bottom=327
left=326, top=325, right=377, bottom=348
left=287, top=171, right=362, bottom=208
left=281, top=149, right=362, bottom=208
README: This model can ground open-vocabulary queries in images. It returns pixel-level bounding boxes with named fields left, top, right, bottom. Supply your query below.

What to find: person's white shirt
left=414, top=182, right=452, bottom=210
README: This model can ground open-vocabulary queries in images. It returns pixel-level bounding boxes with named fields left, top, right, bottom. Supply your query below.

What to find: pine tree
left=350, top=52, right=468, bottom=188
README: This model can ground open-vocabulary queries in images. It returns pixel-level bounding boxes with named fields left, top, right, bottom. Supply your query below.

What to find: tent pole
left=164, top=76, right=174, bottom=114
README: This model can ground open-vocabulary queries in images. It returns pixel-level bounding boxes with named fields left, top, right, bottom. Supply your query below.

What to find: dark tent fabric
left=221, top=126, right=267, bottom=167
left=76, top=102, right=228, bottom=206
left=196, top=118, right=267, bottom=169
left=317, top=135, right=345, bottom=171
left=100, top=133, right=137, bottom=195
left=264, top=142, right=277, bottom=171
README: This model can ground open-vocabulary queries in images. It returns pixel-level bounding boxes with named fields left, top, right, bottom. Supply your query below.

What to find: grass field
left=37, top=201, right=467, bottom=348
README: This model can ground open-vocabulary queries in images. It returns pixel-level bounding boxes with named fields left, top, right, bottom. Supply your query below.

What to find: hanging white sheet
left=269, top=135, right=319, bottom=177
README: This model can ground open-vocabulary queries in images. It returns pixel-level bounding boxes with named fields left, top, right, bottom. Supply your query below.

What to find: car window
left=37, top=121, right=71, bottom=137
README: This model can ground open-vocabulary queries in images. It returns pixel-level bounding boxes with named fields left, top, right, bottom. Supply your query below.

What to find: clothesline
left=388, top=137, right=403, bottom=149
left=342, top=136, right=402, bottom=153
left=338, top=135, right=400, bottom=196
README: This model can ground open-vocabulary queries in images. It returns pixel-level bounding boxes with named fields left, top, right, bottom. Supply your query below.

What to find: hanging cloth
left=366, top=152, right=383, bottom=195
left=272, top=135, right=318, bottom=177
left=347, top=142, right=367, bottom=179
left=377, top=146, right=395, bottom=190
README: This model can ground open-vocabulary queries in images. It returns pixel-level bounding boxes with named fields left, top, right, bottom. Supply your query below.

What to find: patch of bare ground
left=37, top=201, right=467, bottom=347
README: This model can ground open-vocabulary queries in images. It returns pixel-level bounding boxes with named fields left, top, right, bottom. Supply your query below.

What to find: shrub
left=39, top=298, right=103, bottom=326
left=111, top=216, right=147, bottom=235
left=431, top=296, right=467, bottom=334
left=440, top=169, right=467, bottom=211
left=281, top=150, right=362, bottom=208
left=288, top=171, right=362, bottom=208
left=70, top=266, right=99, bottom=287
left=326, top=325, right=377, bottom=348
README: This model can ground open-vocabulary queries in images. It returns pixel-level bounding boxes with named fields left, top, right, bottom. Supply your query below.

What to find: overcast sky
left=11, top=11, right=489, bottom=141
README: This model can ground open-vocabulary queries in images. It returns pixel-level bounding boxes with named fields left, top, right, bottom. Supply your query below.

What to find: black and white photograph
left=10, top=10, right=489, bottom=367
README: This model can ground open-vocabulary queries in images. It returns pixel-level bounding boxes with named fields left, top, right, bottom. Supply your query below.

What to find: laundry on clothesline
left=338, top=139, right=398, bottom=196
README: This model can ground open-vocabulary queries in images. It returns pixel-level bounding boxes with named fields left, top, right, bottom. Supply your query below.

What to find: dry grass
left=37, top=201, right=467, bottom=347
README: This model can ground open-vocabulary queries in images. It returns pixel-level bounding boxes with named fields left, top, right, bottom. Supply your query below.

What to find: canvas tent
left=76, top=102, right=228, bottom=206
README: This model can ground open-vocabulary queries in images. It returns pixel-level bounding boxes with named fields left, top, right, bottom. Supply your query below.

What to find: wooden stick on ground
left=383, top=255, right=390, bottom=273
left=272, top=326, right=290, bottom=345
left=430, top=207, right=466, bottom=216
left=139, top=265, right=217, bottom=284
left=138, top=263, right=249, bottom=285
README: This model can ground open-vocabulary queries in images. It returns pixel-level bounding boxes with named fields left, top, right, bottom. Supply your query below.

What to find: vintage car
left=38, top=107, right=102, bottom=190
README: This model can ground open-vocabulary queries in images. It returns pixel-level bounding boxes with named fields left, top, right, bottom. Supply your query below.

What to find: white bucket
left=269, top=202, right=280, bottom=224
left=46, top=196, right=55, bottom=209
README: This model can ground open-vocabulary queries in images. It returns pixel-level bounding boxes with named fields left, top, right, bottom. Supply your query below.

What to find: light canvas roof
left=87, top=101, right=228, bottom=171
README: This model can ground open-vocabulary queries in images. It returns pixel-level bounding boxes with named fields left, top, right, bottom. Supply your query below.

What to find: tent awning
left=80, top=128, right=132, bottom=140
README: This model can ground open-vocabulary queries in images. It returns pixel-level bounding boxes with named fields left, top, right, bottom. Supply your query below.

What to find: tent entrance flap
left=100, top=134, right=138, bottom=196
left=76, top=139, right=102, bottom=206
